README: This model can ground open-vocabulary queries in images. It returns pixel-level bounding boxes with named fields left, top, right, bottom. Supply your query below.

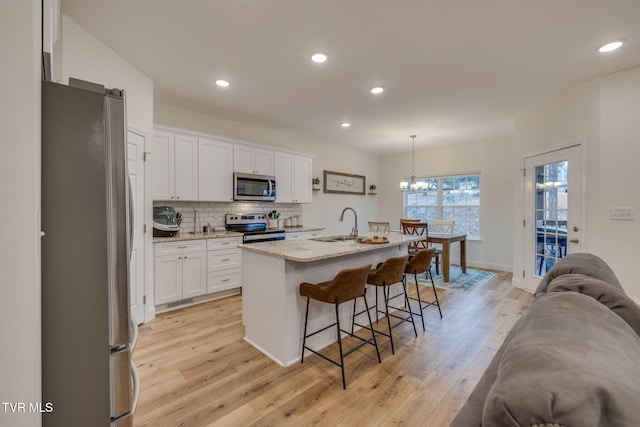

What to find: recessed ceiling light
left=310, top=51, right=328, bottom=63
left=597, top=39, right=625, bottom=53
left=215, top=79, right=230, bottom=87
left=340, top=122, right=351, bottom=128
left=370, top=86, right=384, bottom=94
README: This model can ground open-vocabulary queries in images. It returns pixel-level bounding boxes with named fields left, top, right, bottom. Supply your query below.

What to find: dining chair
left=427, top=220, right=453, bottom=274
left=400, top=220, right=441, bottom=274
left=428, top=220, right=454, bottom=233
left=368, top=221, right=390, bottom=233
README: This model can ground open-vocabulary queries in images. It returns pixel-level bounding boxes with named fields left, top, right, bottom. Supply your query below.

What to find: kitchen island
left=241, top=232, right=420, bottom=367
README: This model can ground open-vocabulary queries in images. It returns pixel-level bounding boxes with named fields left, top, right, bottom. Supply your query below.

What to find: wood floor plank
left=133, top=271, right=532, bottom=426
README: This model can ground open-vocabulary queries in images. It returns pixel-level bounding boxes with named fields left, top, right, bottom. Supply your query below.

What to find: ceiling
left=61, top=0, right=640, bottom=155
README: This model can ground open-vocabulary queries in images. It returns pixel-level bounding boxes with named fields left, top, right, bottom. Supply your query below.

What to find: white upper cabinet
left=275, top=151, right=312, bottom=203
left=152, top=130, right=173, bottom=200
left=152, top=129, right=198, bottom=201
left=234, top=143, right=275, bottom=175
left=198, top=137, right=234, bottom=201
left=173, top=133, right=198, bottom=200
left=153, top=125, right=312, bottom=204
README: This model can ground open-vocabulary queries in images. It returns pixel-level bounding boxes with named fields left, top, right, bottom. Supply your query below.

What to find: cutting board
left=360, top=236, right=389, bottom=244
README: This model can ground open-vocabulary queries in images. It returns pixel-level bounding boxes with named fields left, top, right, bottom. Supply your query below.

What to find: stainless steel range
left=225, top=213, right=286, bottom=243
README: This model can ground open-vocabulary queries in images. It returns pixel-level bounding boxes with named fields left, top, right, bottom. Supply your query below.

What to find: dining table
left=428, top=232, right=467, bottom=282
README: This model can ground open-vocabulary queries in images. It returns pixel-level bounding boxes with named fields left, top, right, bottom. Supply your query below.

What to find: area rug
left=408, top=267, right=497, bottom=293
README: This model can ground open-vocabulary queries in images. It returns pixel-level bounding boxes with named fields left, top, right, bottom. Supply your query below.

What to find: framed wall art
left=323, top=170, right=366, bottom=195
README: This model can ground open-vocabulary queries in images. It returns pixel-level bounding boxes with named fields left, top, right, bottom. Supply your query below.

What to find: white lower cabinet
left=154, top=240, right=207, bottom=305
left=154, top=236, right=243, bottom=310
left=207, top=237, right=242, bottom=293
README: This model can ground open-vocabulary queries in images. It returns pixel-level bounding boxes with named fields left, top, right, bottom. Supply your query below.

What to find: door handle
left=570, top=238, right=579, bottom=243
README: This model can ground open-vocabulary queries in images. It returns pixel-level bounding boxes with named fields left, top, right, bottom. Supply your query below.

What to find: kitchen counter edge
left=153, top=231, right=243, bottom=243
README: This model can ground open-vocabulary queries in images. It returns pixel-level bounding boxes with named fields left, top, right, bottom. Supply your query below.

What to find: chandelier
left=399, top=134, right=426, bottom=191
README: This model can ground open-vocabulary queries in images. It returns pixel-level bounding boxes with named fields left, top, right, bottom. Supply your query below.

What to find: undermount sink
left=309, top=235, right=355, bottom=242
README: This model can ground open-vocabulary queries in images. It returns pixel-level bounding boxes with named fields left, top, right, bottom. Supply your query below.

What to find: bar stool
left=404, top=247, right=443, bottom=331
left=353, top=255, right=415, bottom=355
left=300, top=264, right=381, bottom=389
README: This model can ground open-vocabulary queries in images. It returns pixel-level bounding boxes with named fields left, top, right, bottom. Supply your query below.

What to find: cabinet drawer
left=207, top=237, right=241, bottom=251
left=207, top=268, right=242, bottom=293
left=155, top=239, right=206, bottom=256
left=207, top=248, right=241, bottom=272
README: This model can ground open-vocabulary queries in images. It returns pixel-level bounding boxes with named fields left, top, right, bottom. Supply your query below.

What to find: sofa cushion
left=482, top=291, right=640, bottom=427
left=535, top=252, right=622, bottom=296
left=547, top=273, right=640, bottom=337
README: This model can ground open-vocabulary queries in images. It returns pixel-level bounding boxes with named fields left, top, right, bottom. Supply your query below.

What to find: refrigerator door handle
left=130, top=360, right=140, bottom=415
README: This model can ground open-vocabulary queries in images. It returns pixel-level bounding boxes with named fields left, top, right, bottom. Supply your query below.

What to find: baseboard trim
left=448, top=258, right=512, bottom=273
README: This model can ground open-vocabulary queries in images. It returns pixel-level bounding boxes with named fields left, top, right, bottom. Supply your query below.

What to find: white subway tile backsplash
left=153, top=200, right=302, bottom=231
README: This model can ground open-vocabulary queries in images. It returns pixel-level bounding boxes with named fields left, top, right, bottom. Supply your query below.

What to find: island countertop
left=239, top=231, right=419, bottom=262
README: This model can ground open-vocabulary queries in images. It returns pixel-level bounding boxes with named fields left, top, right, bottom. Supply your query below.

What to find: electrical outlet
left=609, top=207, right=636, bottom=221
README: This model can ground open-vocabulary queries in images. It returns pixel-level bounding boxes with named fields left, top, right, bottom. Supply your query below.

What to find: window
left=403, top=174, right=481, bottom=239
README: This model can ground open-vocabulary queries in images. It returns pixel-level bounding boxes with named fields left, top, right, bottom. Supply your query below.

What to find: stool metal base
left=405, top=266, right=443, bottom=331
left=352, top=280, right=418, bottom=355
left=301, top=291, right=381, bottom=389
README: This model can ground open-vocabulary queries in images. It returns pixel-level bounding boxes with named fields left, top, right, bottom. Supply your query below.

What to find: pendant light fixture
left=400, top=134, right=426, bottom=191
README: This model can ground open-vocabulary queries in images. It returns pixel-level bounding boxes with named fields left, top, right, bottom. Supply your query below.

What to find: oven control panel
left=225, top=213, right=267, bottom=225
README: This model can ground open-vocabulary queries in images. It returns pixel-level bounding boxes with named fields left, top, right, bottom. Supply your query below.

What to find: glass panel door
left=523, top=145, right=582, bottom=289
left=534, top=161, right=568, bottom=275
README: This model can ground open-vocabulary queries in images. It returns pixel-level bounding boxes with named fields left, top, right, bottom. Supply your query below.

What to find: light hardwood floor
left=133, top=271, right=532, bottom=426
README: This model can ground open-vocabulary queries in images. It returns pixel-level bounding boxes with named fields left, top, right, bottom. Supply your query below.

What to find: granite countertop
left=153, top=230, right=243, bottom=243
left=240, top=231, right=420, bottom=262
left=153, top=226, right=325, bottom=243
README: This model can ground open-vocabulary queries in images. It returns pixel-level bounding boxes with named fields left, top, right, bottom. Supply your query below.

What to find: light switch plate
left=609, top=207, right=635, bottom=221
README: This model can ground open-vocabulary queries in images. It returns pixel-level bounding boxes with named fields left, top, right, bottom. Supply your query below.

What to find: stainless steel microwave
left=233, top=172, right=276, bottom=201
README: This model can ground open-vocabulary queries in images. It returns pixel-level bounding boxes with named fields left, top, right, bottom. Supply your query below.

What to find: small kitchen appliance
left=233, top=172, right=276, bottom=201
left=153, top=206, right=180, bottom=237
left=225, top=213, right=285, bottom=243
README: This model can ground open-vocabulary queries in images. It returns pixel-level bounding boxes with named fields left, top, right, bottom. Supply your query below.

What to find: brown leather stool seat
left=352, top=254, right=416, bottom=355
left=300, top=264, right=381, bottom=389
left=404, top=247, right=443, bottom=331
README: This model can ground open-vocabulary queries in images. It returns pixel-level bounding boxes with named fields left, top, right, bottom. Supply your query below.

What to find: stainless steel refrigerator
left=41, top=79, right=139, bottom=427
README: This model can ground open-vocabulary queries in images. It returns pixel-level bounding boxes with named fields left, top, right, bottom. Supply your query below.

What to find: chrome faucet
left=339, top=207, right=358, bottom=239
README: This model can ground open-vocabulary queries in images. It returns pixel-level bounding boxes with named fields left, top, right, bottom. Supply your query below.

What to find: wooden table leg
left=442, top=242, right=451, bottom=282
left=460, top=238, right=466, bottom=273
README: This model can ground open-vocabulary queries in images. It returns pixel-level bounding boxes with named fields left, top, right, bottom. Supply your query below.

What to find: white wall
left=513, top=66, right=640, bottom=300
left=56, top=15, right=154, bottom=134
left=154, top=103, right=380, bottom=235
left=599, top=67, right=640, bottom=299
left=0, top=1, right=42, bottom=426
left=378, top=136, right=514, bottom=271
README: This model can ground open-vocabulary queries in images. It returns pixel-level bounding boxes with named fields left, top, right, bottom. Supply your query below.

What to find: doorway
left=522, top=144, right=584, bottom=290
